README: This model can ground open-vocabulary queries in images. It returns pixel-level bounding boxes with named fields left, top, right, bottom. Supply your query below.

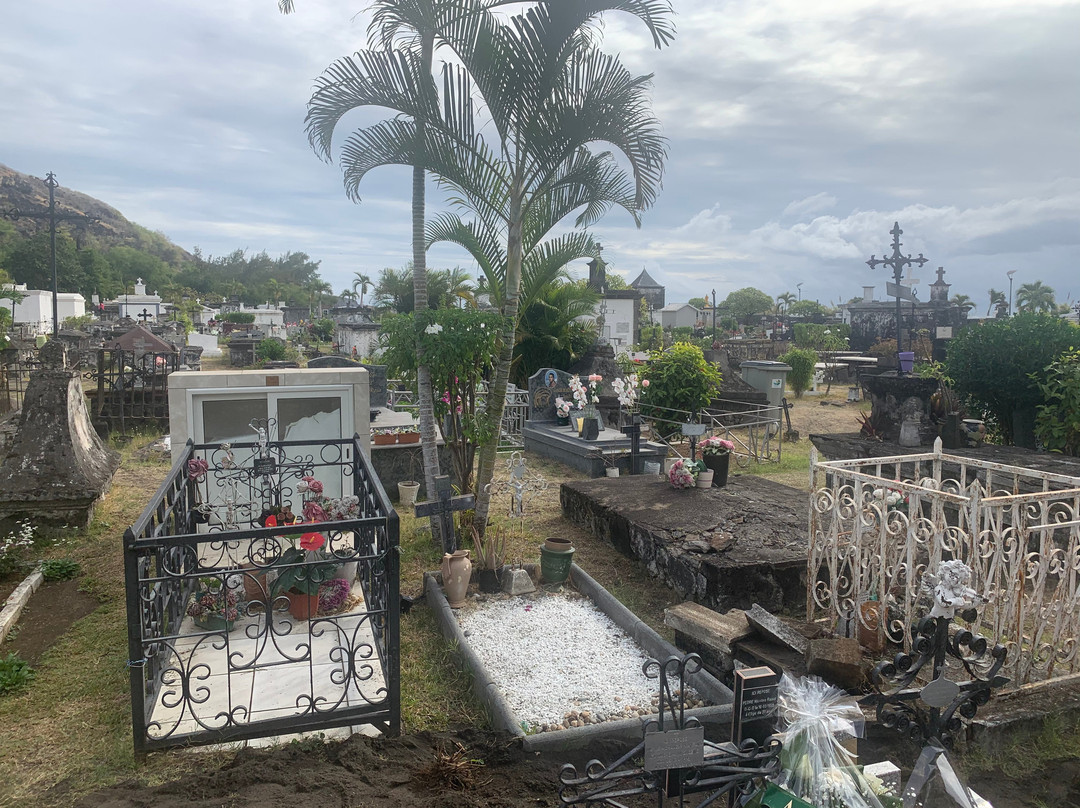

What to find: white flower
left=424, top=323, right=444, bottom=334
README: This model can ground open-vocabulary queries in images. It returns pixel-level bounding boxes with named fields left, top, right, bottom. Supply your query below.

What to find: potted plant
left=270, top=532, right=341, bottom=620
left=372, top=426, right=397, bottom=445
left=668, top=458, right=696, bottom=489
left=471, top=524, right=507, bottom=593
left=698, top=436, right=734, bottom=487
left=398, top=454, right=422, bottom=508
left=187, top=575, right=240, bottom=631
left=397, top=426, right=421, bottom=444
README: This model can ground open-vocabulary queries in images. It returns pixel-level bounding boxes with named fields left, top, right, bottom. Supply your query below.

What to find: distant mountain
left=0, top=162, right=192, bottom=266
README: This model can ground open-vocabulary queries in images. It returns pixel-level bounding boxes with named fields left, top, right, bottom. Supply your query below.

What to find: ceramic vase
left=441, top=549, right=471, bottom=608
left=539, top=544, right=574, bottom=584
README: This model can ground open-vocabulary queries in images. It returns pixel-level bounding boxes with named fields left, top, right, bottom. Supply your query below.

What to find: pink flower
left=642, top=379, right=650, bottom=388
left=588, top=374, right=602, bottom=382
left=303, top=501, right=328, bottom=523
left=300, top=532, right=325, bottom=551
left=187, top=458, right=209, bottom=481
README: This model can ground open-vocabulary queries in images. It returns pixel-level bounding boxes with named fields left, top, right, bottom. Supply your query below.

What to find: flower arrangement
left=699, top=436, right=735, bottom=456
left=186, top=575, right=240, bottom=627
left=871, top=480, right=908, bottom=513
left=298, top=475, right=361, bottom=522
left=317, top=577, right=351, bottom=614
left=569, top=374, right=602, bottom=409
left=611, top=374, right=647, bottom=409
left=555, top=396, right=572, bottom=419
left=271, top=531, right=339, bottom=596
left=668, top=459, right=697, bottom=489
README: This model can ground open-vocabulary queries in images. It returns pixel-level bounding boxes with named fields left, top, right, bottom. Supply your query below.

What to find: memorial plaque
left=732, top=666, right=780, bottom=745
left=252, top=457, right=276, bottom=477
left=643, top=726, right=705, bottom=771
left=526, top=367, right=573, bottom=422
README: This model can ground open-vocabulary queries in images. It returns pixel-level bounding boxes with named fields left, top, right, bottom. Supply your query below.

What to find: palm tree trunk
left=472, top=180, right=524, bottom=538
left=412, top=30, right=445, bottom=550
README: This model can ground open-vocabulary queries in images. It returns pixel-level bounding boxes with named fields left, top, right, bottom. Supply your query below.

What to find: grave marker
left=526, top=367, right=573, bottom=422
left=415, top=474, right=474, bottom=553
left=620, top=415, right=642, bottom=474
left=732, top=666, right=779, bottom=745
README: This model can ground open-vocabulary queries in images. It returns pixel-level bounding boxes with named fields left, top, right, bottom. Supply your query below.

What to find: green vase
left=193, top=613, right=234, bottom=632
left=540, top=544, right=575, bottom=584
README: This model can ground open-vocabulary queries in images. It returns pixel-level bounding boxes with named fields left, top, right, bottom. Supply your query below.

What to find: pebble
left=457, top=593, right=701, bottom=730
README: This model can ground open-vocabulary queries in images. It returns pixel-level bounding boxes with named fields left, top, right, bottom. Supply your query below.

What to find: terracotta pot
left=702, top=452, right=730, bottom=487
left=242, top=565, right=269, bottom=606
left=285, top=589, right=318, bottom=621
left=544, top=537, right=574, bottom=553
left=398, top=431, right=420, bottom=444
left=441, top=549, right=472, bottom=608
left=373, top=433, right=396, bottom=445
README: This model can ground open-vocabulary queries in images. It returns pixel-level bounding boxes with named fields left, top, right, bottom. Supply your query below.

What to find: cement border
left=424, top=562, right=734, bottom=753
left=0, top=564, right=44, bottom=645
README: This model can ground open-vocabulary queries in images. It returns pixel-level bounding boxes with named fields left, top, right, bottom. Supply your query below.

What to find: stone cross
left=138, top=308, right=153, bottom=323
left=415, top=475, right=474, bottom=553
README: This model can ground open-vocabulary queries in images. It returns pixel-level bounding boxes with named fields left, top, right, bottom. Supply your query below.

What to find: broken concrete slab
left=744, top=604, right=809, bottom=656
left=664, top=602, right=752, bottom=657
left=806, top=637, right=865, bottom=690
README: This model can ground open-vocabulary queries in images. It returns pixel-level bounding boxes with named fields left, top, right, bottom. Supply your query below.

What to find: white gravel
left=457, top=593, right=698, bottom=730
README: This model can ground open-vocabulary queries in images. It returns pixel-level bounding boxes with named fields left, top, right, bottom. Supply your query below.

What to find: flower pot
left=441, top=549, right=472, bottom=608
left=333, top=560, right=358, bottom=584
left=285, top=589, right=318, bottom=621
left=193, top=613, right=235, bottom=633
left=373, top=433, right=396, bottom=446
left=702, top=452, right=730, bottom=487
left=242, top=566, right=269, bottom=606
left=398, top=480, right=421, bottom=507
left=398, top=431, right=420, bottom=444
left=556, top=415, right=570, bottom=427
left=544, top=537, right=574, bottom=553
left=476, top=566, right=505, bottom=594
left=898, top=351, right=915, bottom=374
left=539, top=544, right=574, bottom=585
left=605, top=467, right=620, bottom=478
left=695, top=469, right=714, bottom=488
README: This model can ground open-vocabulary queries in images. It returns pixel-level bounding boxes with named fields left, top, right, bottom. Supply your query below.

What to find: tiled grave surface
left=146, top=581, right=385, bottom=748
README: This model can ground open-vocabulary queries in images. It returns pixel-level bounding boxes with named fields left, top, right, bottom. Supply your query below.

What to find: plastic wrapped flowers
left=668, top=459, right=696, bottom=489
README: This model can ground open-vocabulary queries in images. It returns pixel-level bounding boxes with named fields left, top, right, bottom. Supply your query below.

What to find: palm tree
left=1016, top=280, right=1056, bottom=313
left=987, top=288, right=1008, bottom=318
left=307, top=2, right=673, bottom=536
left=776, top=292, right=796, bottom=314
left=950, top=293, right=975, bottom=316
left=351, top=272, right=372, bottom=307
left=373, top=265, right=415, bottom=313
left=339, top=288, right=358, bottom=307
left=512, top=278, right=600, bottom=387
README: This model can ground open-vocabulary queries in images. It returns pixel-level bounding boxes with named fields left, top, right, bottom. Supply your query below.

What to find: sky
left=2, top=0, right=1078, bottom=311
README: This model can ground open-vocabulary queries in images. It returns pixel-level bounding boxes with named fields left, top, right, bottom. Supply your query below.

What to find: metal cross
left=485, top=452, right=548, bottom=519
left=138, top=308, right=153, bottom=323
left=2, top=171, right=99, bottom=335
left=621, top=414, right=643, bottom=474
left=415, top=475, right=474, bottom=554
left=866, top=222, right=928, bottom=368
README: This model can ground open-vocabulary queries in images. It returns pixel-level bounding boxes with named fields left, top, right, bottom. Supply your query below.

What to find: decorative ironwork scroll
left=559, top=654, right=781, bottom=808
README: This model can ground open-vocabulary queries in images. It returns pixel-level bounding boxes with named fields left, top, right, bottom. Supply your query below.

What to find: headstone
left=358, top=364, right=388, bottom=408
left=0, top=340, right=120, bottom=528
left=527, top=367, right=573, bottom=422
left=806, top=637, right=866, bottom=690
left=862, top=760, right=901, bottom=797
left=732, top=665, right=780, bottom=745
left=415, top=475, right=474, bottom=554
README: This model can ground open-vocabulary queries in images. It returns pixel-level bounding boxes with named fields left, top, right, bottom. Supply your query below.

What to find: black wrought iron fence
left=124, top=434, right=400, bottom=755
left=0, top=356, right=42, bottom=415
left=92, top=348, right=179, bottom=432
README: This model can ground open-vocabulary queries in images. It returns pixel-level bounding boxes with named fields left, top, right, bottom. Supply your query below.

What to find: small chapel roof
left=630, top=268, right=662, bottom=289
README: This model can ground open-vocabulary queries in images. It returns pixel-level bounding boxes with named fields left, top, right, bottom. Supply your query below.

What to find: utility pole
left=711, top=288, right=717, bottom=344
left=2, top=172, right=97, bottom=335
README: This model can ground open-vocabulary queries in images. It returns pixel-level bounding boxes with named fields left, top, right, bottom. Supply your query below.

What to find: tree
left=776, top=292, right=796, bottom=314
left=950, top=293, right=975, bottom=316
left=512, top=278, right=599, bottom=386
left=723, top=287, right=774, bottom=327
left=787, top=299, right=826, bottom=320
left=351, top=272, right=373, bottom=306
left=1016, top=280, right=1056, bottom=314
left=779, top=347, right=818, bottom=398
left=688, top=297, right=708, bottom=309
left=987, top=288, right=1008, bottom=318
left=338, top=288, right=358, bottom=307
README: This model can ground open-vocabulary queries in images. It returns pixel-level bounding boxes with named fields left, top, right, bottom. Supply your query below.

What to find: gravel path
left=458, top=593, right=699, bottom=731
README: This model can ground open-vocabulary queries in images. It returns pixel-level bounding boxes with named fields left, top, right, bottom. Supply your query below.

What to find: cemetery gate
left=124, top=431, right=400, bottom=754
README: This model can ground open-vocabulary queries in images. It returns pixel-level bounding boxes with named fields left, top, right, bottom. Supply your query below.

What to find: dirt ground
left=9, top=392, right=1080, bottom=808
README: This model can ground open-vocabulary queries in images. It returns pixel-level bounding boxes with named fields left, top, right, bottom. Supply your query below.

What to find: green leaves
left=779, top=348, right=818, bottom=398
left=640, top=342, right=722, bottom=421
left=1035, top=348, right=1080, bottom=456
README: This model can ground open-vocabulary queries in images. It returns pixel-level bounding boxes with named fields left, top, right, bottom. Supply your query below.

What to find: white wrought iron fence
left=809, top=439, right=1080, bottom=686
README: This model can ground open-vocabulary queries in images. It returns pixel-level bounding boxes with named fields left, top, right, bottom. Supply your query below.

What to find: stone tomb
left=560, top=474, right=807, bottom=612
left=524, top=366, right=667, bottom=476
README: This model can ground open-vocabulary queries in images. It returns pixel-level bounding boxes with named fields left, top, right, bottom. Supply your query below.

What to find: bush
left=221, top=312, right=256, bottom=324
left=780, top=348, right=817, bottom=398
left=640, top=343, right=722, bottom=434
left=945, top=314, right=1080, bottom=443
left=1035, top=348, right=1080, bottom=456
left=41, top=558, right=80, bottom=582
left=256, top=338, right=288, bottom=362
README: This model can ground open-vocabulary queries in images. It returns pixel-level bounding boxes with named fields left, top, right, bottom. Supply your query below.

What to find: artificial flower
left=300, top=532, right=326, bottom=551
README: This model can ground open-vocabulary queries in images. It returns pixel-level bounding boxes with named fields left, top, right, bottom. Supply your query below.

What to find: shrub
left=780, top=348, right=817, bottom=398
left=640, top=343, right=722, bottom=434
left=945, top=314, right=1080, bottom=443
left=1035, top=348, right=1080, bottom=456
left=221, top=312, right=256, bottom=324
left=41, top=558, right=80, bottom=582
left=256, top=338, right=288, bottom=362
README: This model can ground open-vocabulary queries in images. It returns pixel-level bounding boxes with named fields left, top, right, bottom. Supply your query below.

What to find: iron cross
left=866, top=222, right=929, bottom=365
left=414, top=475, right=474, bottom=554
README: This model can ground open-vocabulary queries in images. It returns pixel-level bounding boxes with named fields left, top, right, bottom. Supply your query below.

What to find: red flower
left=300, top=532, right=325, bottom=551
left=264, top=515, right=278, bottom=527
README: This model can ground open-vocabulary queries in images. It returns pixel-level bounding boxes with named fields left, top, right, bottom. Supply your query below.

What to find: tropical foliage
left=1034, top=348, right=1080, bottom=456
left=511, top=279, right=598, bottom=387
left=945, top=313, right=1080, bottom=443
left=779, top=348, right=818, bottom=398
left=1016, top=280, right=1056, bottom=314
left=640, top=343, right=722, bottom=434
